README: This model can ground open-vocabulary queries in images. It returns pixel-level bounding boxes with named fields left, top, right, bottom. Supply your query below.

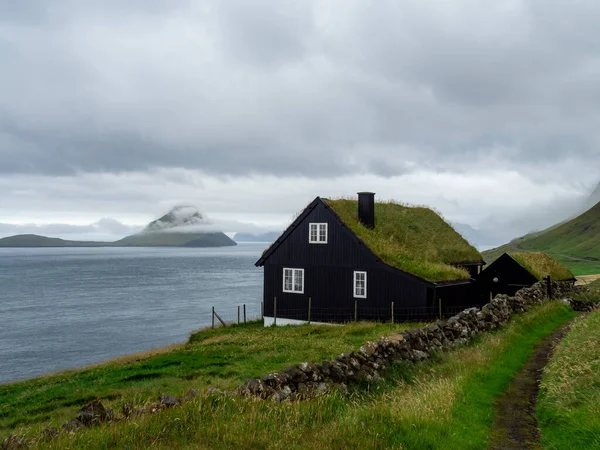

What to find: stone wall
left=236, top=280, right=580, bottom=401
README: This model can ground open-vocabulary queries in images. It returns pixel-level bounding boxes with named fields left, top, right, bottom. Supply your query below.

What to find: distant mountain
left=144, top=205, right=208, bottom=232
left=482, top=200, right=600, bottom=270
left=233, top=231, right=281, bottom=243
left=0, top=234, right=106, bottom=247
left=0, top=206, right=236, bottom=248
left=451, top=222, right=503, bottom=249
left=113, top=231, right=235, bottom=247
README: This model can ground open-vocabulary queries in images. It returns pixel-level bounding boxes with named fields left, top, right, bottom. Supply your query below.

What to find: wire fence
left=210, top=301, right=479, bottom=328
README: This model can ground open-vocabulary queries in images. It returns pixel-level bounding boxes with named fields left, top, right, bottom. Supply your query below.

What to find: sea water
left=0, top=244, right=264, bottom=383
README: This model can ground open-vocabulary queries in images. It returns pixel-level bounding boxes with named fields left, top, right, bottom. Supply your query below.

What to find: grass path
left=488, top=324, right=570, bottom=450
left=21, top=302, right=576, bottom=449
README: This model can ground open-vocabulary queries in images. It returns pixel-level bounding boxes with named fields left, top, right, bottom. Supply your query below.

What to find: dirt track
left=488, top=324, right=570, bottom=450
left=576, top=274, right=600, bottom=286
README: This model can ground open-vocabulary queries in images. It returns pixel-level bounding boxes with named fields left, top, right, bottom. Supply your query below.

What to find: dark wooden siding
left=262, top=200, right=433, bottom=322
left=263, top=201, right=379, bottom=268
left=475, top=253, right=538, bottom=300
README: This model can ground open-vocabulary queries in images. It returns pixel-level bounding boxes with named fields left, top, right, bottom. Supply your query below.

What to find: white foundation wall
left=263, top=317, right=340, bottom=327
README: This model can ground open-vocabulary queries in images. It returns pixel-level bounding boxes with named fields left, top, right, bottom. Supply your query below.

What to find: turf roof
left=509, top=252, right=575, bottom=281
left=325, top=199, right=482, bottom=282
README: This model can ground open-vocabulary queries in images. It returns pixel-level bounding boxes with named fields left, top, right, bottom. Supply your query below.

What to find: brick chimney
left=358, top=192, right=375, bottom=229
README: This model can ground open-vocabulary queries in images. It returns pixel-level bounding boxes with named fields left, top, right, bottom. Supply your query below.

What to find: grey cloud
left=0, top=0, right=599, bottom=190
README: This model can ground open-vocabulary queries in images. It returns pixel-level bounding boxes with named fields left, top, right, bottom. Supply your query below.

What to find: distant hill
left=482, top=200, right=600, bottom=274
left=0, top=206, right=236, bottom=248
left=233, top=231, right=281, bottom=243
left=0, top=234, right=106, bottom=247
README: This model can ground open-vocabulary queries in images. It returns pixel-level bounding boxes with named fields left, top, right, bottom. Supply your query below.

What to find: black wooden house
left=475, top=252, right=576, bottom=300
left=255, top=193, right=485, bottom=325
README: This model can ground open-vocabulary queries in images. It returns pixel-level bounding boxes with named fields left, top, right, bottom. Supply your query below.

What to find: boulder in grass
left=76, top=401, right=113, bottom=427
left=1, top=434, right=27, bottom=450
left=159, top=395, right=181, bottom=408
left=62, top=418, right=84, bottom=432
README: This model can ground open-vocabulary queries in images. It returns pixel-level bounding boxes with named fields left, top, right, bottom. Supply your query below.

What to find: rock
left=184, top=388, right=200, bottom=401
left=122, top=403, right=133, bottom=418
left=40, top=427, right=60, bottom=439
left=271, top=385, right=292, bottom=402
left=358, top=341, right=378, bottom=358
left=75, top=401, right=113, bottom=427
left=412, top=350, right=429, bottom=361
left=62, top=418, right=84, bottom=432
left=1, top=435, right=27, bottom=450
left=159, top=395, right=181, bottom=408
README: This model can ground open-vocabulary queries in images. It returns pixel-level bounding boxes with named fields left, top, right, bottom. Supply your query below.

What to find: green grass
left=554, top=258, right=600, bottom=276
left=538, top=308, right=600, bottom=449
left=10, top=302, right=576, bottom=449
left=509, top=252, right=575, bottom=281
left=0, top=320, right=420, bottom=436
left=326, top=199, right=482, bottom=281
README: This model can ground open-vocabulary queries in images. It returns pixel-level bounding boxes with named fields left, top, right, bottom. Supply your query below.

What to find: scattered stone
left=184, top=388, right=200, bottom=401
left=159, top=395, right=181, bottom=408
left=76, top=400, right=113, bottom=427
left=122, top=403, right=133, bottom=418
left=62, top=418, right=83, bottom=432
left=1, top=435, right=27, bottom=450
left=40, top=427, right=60, bottom=439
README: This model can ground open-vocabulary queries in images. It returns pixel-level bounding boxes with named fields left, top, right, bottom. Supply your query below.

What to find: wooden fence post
left=243, top=304, right=246, bottom=324
left=237, top=305, right=240, bottom=324
left=354, top=300, right=358, bottom=322
left=212, top=306, right=215, bottom=329
left=261, top=301, right=264, bottom=320
left=391, top=302, right=394, bottom=324
left=274, top=296, right=277, bottom=326
left=213, top=310, right=226, bottom=327
left=308, top=297, right=312, bottom=324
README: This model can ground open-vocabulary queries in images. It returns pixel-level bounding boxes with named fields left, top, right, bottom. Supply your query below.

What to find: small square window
left=309, top=223, right=328, bottom=244
left=354, top=271, right=367, bottom=298
left=283, top=268, right=304, bottom=294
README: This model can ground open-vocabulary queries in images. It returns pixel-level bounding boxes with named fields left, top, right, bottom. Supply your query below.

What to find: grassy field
left=559, top=258, right=600, bottom=276
left=538, top=309, right=600, bottom=449
left=4, top=302, right=576, bottom=449
left=0, top=321, right=421, bottom=437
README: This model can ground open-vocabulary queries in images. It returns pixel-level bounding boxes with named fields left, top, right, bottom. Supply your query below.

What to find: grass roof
left=325, top=199, right=482, bottom=282
left=509, top=252, right=575, bottom=281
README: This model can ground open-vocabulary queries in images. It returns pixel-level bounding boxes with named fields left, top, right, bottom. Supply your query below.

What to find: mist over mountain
left=0, top=206, right=236, bottom=248
left=144, top=205, right=210, bottom=233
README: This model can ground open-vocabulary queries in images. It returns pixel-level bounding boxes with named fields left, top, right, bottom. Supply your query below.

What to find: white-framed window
left=283, top=268, right=304, bottom=294
left=309, top=223, right=328, bottom=244
left=354, top=271, right=367, bottom=298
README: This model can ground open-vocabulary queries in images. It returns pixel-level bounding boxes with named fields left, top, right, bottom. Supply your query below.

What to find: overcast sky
left=1, top=0, right=599, bottom=241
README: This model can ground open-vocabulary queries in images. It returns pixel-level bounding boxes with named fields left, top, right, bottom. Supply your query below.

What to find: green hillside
left=113, top=232, right=236, bottom=247
left=483, top=201, right=600, bottom=275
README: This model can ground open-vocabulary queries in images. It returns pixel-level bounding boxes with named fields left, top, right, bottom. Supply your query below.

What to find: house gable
left=256, top=197, right=380, bottom=269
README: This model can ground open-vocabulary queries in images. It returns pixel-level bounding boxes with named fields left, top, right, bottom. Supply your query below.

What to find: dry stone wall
left=236, top=280, right=580, bottom=402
